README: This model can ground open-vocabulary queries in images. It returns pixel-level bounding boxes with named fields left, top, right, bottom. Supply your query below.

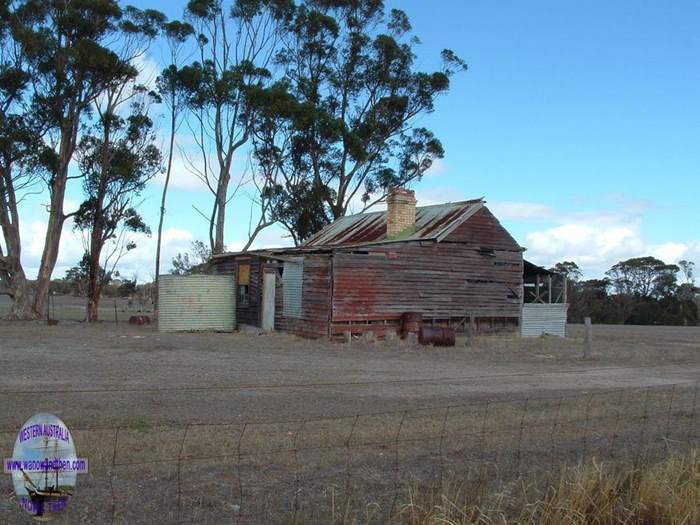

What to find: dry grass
left=392, top=449, right=700, bottom=525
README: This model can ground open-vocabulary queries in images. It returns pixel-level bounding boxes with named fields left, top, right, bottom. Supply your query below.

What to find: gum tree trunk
left=32, top=117, right=79, bottom=317
left=154, top=111, right=177, bottom=318
left=0, top=165, right=35, bottom=320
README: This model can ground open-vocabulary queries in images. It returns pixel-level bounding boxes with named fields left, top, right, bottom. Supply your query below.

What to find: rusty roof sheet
left=303, top=198, right=485, bottom=248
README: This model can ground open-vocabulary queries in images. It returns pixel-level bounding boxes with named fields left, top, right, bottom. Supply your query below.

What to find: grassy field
left=0, top=297, right=698, bottom=523
left=0, top=294, right=152, bottom=323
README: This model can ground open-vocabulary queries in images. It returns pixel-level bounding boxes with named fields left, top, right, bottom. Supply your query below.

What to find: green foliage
left=559, top=257, right=699, bottom=326
left=549, top=261, right=582, bottom=282
left=74, top=90, right=161, bottom=244
left=170, top=240, right=212, bottom=275
left=251, top=0, right=466, bottom=243
left=177, top=0, right=291, bottom=253
left=606, top=256, right=679, bottom=299
left=64, top=253, right=114, bottom=297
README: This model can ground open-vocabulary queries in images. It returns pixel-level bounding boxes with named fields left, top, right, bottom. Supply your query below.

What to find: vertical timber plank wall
left=274, top=254, right=332, bottom=338
left=213, top=256, right=261, bottom=327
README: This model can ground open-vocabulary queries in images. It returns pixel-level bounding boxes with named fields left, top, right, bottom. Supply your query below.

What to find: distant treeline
left=551, top=257, right=699, bottom=326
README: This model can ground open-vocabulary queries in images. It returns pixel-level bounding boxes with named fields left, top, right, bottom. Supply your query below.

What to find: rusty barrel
left=419, top=326, right=456, bottom=347
left=400, top=312, right=422, bottom=338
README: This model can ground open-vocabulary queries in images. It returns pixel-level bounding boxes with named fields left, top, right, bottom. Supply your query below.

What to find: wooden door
left=261, top=270, right=276, bottom=331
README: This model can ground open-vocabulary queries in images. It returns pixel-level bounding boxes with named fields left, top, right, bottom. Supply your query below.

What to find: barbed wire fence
left=1, top=381, right=698, bottom=524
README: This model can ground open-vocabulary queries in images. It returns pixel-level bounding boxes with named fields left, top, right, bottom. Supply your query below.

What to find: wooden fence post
left=583, top=317, right=592, bottom=359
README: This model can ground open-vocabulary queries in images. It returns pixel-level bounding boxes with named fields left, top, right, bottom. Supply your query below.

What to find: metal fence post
left=609, top=389, right=624, bottom=460
left=550, top=396, right=563, bottom=463
left=110, top=427, right=120, bottom=525
left=581, top=393, right=593, bottom=459
left=176, top=424, right=190, bottom=522
left=389, top=411, right=407, bottom=518
left=438, top=406, right=450, bottom=486
left=236, top=423, right=247, bottom=524
left=344, top=415, right=360, bottom=517
left=635, top=388, right=651, bottom=468
left=292, top=419, right=306, bottom=521
left=665, top=384, right=676, bottom=441
left=688, top=381, right=699, bottom=445
left=477, top=402, right=490, bottom=499
left=514, top=398, right=529, bottom=476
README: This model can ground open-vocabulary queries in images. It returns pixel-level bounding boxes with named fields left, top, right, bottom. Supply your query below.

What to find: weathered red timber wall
left=443, top=207, right=520, bottom=248
left=272, top=254, right=331, bottom=338
left=331, top=207, right=523, bottom=336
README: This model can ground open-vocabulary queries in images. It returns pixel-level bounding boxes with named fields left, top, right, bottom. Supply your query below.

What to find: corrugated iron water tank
left=158, top=275, right=236, bottom=332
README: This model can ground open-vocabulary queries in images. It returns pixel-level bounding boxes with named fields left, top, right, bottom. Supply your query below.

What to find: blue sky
left=15, top=0, right=700, bottom=280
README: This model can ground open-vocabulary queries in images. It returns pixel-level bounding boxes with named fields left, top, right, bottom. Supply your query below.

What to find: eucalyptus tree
left=0, top=1, right=41, bottom=318
left=179, top=0, right=293, bottom=254
left=606, top=256, right=680, bottom=299
left=74, top=83, right=162, bottom=322
left=252, top=0, right=466, bottom=243
left=154, top=20, right=195, bottom=318
left=6, top=0, right=164, bottom=316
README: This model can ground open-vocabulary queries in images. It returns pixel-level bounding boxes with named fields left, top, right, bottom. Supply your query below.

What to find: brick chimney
left=386, top=187, right=417, bottom=237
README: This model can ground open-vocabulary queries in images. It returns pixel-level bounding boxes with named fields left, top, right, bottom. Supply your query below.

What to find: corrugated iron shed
left=303, top=199, right=484, bottom=247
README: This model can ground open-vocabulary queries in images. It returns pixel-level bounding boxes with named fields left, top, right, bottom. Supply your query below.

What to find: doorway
left=261, top=270, right=276, bottom=331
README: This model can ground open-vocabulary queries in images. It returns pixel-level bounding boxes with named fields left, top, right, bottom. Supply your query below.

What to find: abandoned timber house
left=211, top=188, right=534, bottom=340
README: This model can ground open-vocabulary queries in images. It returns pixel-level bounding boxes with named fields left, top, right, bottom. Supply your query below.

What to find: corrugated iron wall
left=521, top=303, right=568, bottom=337
left=282, top=258, right=304, bottom=318
left=158, top=275, right=236, bottom=332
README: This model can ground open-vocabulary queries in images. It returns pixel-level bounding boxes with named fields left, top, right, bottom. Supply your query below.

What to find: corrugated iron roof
left=211, top=198, right=487, bottom=260
left=304, top=199, right=485, bottom=247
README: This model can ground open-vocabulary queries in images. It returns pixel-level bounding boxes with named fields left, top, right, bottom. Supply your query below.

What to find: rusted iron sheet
left=304, top=199, right=484, bottom=247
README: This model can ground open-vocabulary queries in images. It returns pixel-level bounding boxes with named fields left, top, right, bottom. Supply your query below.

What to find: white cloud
left=525, top=221, right=646, bottom=275
left=246, top=224, right=295, bottom=250
left=132, top=52, right=160, bottom=90
left=152, top=150, right=210, bottom=192
left=20, top=217, right=197, bottom=282
left=489, top=201, right=554, bottom=221
left=22, top=218, right=85, bottom=278
left=152, top=132, right=254, bottom=194
left=113, top=227, right=195, bottom=281
left=63, top=199, right=80, bottom=216
left=424, top=158, right=447, bottom=178
left=649, top=241, right=700, bottom=266
left=521, top=204, right=699, bottom=277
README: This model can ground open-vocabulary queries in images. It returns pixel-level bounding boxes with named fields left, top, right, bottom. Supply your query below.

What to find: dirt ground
left=0, top=320, right=698, bottom=429
left=0, top=318, right=698, bottom=523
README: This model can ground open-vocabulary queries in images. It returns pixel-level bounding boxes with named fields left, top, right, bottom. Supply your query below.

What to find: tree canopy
left=558, top=256, right=699, bottom=326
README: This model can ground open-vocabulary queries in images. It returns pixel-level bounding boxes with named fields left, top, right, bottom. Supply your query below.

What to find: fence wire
left=0, top=382, right=698, bottom=524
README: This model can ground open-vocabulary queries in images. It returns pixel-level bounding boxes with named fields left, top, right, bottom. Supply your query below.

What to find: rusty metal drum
left=418, top=326, right=456, bottom=346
